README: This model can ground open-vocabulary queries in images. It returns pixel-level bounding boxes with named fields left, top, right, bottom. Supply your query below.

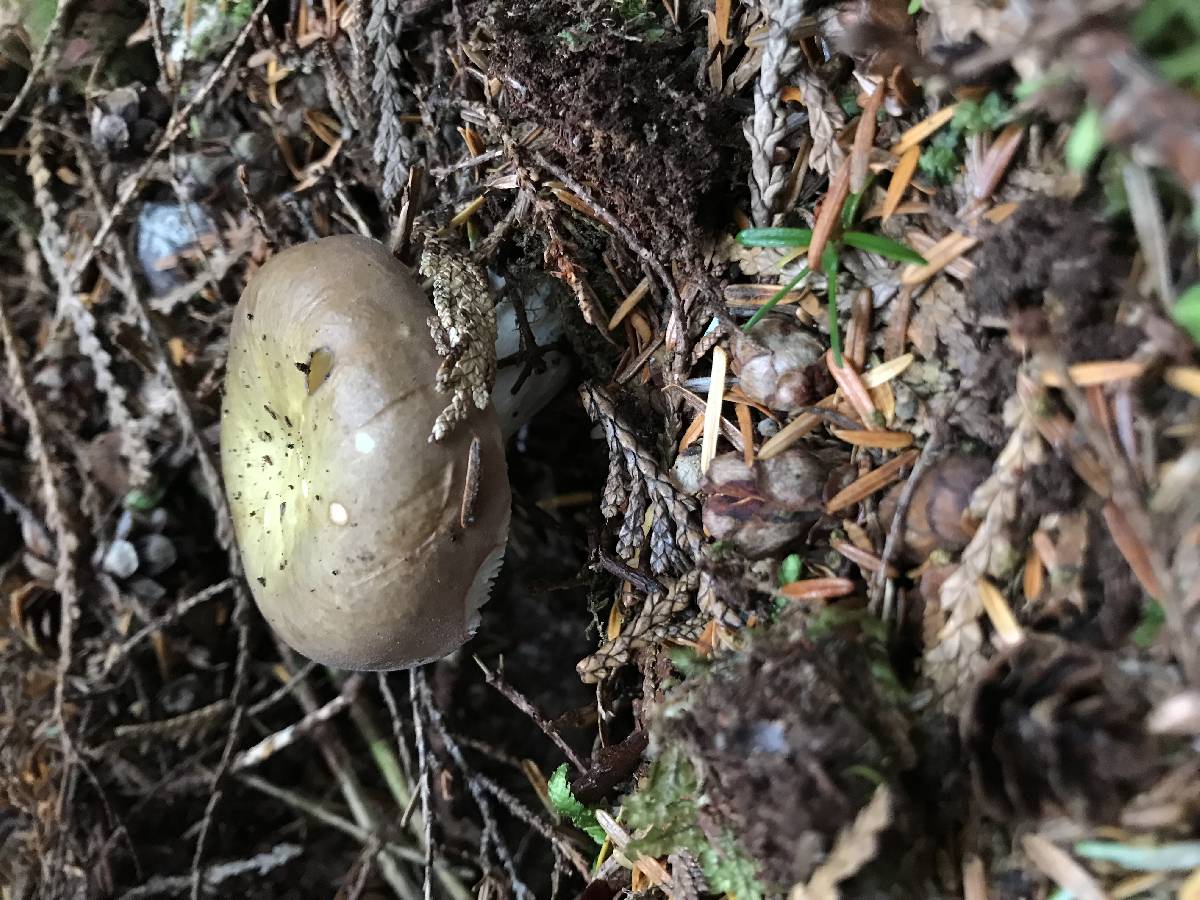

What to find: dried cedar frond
left=580, top=383, right=702, bottom=575
left=962, top=634, right=1156, bottom=825
left=419, top=237, right=497, bottom=442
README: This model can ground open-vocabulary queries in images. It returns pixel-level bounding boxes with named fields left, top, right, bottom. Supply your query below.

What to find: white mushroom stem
left=491, top=280, right=572, bottom=441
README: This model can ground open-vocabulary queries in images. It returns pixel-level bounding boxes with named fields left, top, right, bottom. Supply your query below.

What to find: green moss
left=624, top=745, right=767, bottom=899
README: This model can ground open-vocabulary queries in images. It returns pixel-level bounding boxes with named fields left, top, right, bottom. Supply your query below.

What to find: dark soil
left=479, top=0, right=738, bottom=256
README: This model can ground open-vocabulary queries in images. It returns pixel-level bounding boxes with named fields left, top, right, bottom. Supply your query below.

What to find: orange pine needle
left=826, top=449, right=919, bottom=513
left=1041, top=360, right=1148, bottom=388
left=891, top=103, right=959, bottom=156
left=830, top=428, right=914, bottom=449
left=882, top=145, right=920, bottom=222
left=777, top=577, right=856, bottom=601
left=807, top=156, right=852, bottom=271
left=735, top=402, right=755, bottom=466
left=832, top=540, right=898, bottom=577
left=851, top=81, right=885, bottom=193
left=1102, top=502, right=1164, bottom=598
left=826, top=350, right=878, bottom=425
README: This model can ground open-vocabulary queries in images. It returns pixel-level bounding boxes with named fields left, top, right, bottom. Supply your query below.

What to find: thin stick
left=474, top=657, right=587, bottom=773
left=0, top=284, right=81, bottom=870
left=0, top=0, right=77, bottom=134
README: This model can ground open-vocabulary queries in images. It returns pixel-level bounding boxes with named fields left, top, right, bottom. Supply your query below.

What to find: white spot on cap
left=329, top=502, right=348, bottom=525
left=301, top=480, right=310, bottom=498
left=355, top=432, right=375, bottom=454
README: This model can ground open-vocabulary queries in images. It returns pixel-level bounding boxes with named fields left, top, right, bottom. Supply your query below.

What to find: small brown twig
left=416, top=671, right=533, bottom=900
left=593, top=541, right=667, bottom=596
left=0, top=0, right=77, bottom=134
left=869, top=389, right=962, bottom=617
left=102, top=579, right=235, bottom=677
left=0, top=284, right=82, bottom=879
left=410, top=671, right=435, bottom=900
left=473, top=656, right=588, bottom=773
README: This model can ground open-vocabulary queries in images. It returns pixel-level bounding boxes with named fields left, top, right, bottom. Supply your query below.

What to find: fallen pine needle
left=679, top=411, right=705, bottom=451
left=1040, top=359, right=1148, bottom=387
left=758, top=394, right=839, bottom=459
left=607, top=276, right=651, bottom=331
left=851, top=81, right=884, bottom=193
left=826, top=449, right=919, bottom=513
left=1023, top=547, right=1044, bottom=601
left=978, top=578, right=1024, bottom=646
left=447, top=194, right=486, bottom=228
left=735, top=401, right=755, bottom=466
left=826, top=350, right=878, bottom=424
left=808, top=157, right=852, bottom=271
left=1021, top=834, right=1105, bottom=900
left=1166, top=366, right=1200, bottom=397
left=862, top=353, right=914, bottom=388
left=891, top=103, right=959, bottom=156
left=900, top=203, right=1019, bottom=285
left=830, top=428, right=913, bottom=449
left=1102, top=502, right=1164, bottom=598
left=777, top=577, right=856, bottom=601
left=882, top=145, right=920, bottom=222
left=701, top=346, right=728, bottom=472
left=833, top=540, right=898, bottom=577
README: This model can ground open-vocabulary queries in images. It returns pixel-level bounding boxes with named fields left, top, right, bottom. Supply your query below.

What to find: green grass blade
left=841, top=231, right=927, bottom=264
left=823, top=245, right=842, bottom=366
left=742, top=267, right=809, bottom=332
left=735, top=227, right=814, bottom=248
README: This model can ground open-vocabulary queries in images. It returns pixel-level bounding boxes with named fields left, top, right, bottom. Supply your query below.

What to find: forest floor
left=2, top=0, right=1200, bottom=898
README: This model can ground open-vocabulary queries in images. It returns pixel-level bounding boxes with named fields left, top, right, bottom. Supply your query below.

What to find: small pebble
left=129, top=577, right=167, bottom=603
left=137, top=534, right=177, bottom=576
left=102, top=540, right=139, bottom=579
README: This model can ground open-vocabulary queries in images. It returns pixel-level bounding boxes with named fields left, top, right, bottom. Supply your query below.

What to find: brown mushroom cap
left=220, top=235, right=511, bottom=670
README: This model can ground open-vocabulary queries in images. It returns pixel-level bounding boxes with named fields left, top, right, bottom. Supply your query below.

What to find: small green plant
left=1066, top=105, right=1105, bottom=173
left=1134, top=0, right=1200, bottom=90
left=624, top=746, right=766, bottom=898
left=1172, top=282, right=1200, bottom=345
left=548, top=764, right=606, bottom=846
left=1132, top=599, right=1166, bottom=648
left=778, top=554, right=803, bottom=585
left=918, top=92, right=1013, bottom=184
left=735, top=218, right=925, bottom=365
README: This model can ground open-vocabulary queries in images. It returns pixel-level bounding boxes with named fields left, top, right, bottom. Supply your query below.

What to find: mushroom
left=220, top=235, right=511, bottom=670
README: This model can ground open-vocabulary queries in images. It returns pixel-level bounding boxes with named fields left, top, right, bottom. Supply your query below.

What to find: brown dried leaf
left=789, top=785, right=892, bottom=900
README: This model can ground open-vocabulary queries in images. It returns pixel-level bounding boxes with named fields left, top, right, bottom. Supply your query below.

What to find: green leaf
left=823, top=245, right=842, bottom=367
left=919, top=129, right=962, bottom=183
left=841, top=172, right=877, bottom=230
left=952, top=92, right=1011, bottom=134
left=778, top=554, right=803, bottom=585
left=742, top=266, right=808, bottom=332
left=1132, top=600, right=1165, bottom=648
left=841, top=231, right=927, bottom=264
left=735, top=227, right=814, bottom=248
left=907, top=0, right=922, bottom=12
left=548, top=764, right=606, bottom=846
left=1066, top=105, right=1106, bottom=172
left=124, top=483, right=166, bottom=511
left=1173, top=282, right=1200, bottom=344
left=1158, top=44, right=1200, bottom=85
